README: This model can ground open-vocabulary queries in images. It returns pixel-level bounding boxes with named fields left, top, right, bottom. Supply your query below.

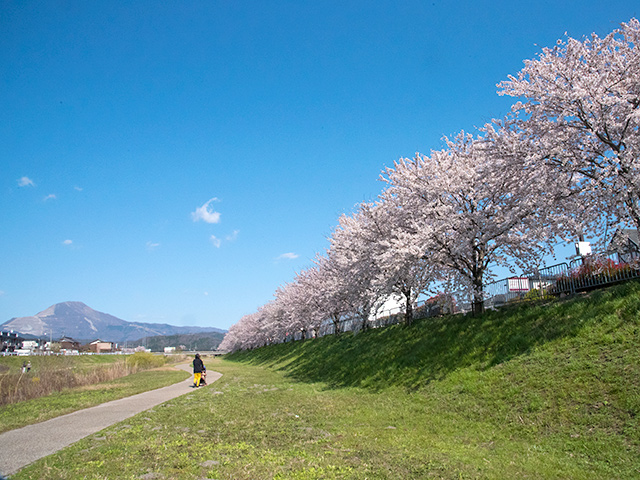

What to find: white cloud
left=18, top=176, right=35, bottom=187
left=210, top=235, right=221, bottom=248
left=74, top=186, right=83, bottom=192
left=44, top=194, right=57, bottom=201
left=62, top=239, right=73, bottom=246
left=146, top=241, right=160, bottom=251
left=226, top=230, right=240, bottom=242
left=191, top=197, right=221, bottom=224
left=277, top=252, right=299, bottom=260
left=0, top=290, right=5, bottom=297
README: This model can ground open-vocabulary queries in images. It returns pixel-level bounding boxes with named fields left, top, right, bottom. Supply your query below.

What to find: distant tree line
left=135, top=331, right=225, bottom=352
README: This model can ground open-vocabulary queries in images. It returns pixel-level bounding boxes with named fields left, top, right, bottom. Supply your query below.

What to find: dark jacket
left=193, top=357, right=205, bottom=373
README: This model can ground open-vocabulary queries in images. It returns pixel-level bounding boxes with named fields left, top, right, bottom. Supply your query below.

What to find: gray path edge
left=0, top=364, right=221, bottom=477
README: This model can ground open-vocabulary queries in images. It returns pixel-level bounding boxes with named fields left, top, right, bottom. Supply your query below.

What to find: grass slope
left=231, top=280, right=639, bottom=392
left=11, top=281, right=640, bottom=479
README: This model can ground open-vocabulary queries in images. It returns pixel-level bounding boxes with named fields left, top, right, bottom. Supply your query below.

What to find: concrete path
left=0, top=364, right=221, bottom=477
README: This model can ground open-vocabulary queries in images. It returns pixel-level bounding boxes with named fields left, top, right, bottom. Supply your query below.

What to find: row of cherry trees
left=220, top=19, right=640, bottom=353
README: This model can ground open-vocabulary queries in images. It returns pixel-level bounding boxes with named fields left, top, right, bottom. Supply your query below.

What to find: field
left=0, top=353, right=190, bottom=433
left=8, top=281, right=640, bottom=479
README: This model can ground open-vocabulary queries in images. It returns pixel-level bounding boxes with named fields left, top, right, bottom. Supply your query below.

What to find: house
left=88, top=339, right=114, bottom=353
left=1, top=331, right=23, bottom=353
left=369, top=294, right=405, bottom=321
left=610, top=229, right=639, bottom=263
left=21, top=340, right=40, bottom=353
left=59, top=336, right=81, bottom=350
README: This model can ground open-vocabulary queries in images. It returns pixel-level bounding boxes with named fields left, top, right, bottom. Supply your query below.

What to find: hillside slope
left=230, top=281, right=639, bottom=389
left=227, top=281, right=640, bottom=475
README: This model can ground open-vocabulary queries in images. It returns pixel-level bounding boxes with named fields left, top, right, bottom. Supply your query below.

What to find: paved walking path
left=0, top=364, right=221, bottom=477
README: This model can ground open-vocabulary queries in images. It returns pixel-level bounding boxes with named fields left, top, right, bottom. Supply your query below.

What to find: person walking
left=192, top=353, right=205, bottom=387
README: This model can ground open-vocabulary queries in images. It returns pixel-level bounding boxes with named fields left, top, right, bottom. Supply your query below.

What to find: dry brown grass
left=0, top=355, right=173, bottom=406
left=0, top=362, right=127, bottom=405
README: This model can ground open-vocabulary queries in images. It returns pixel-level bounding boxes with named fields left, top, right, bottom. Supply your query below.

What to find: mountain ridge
left=1, top=301, right=225, bottom=343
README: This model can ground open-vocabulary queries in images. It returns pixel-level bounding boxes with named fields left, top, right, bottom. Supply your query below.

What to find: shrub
left=125, top=352, right=166, bottom=371
left=550, top=258, right=640, bottom=294
left=415, top=293, right=457, bottom=319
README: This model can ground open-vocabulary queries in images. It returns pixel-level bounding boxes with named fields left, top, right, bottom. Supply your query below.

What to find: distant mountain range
left=0, top=301, right=225, bottom=343
left=132, top=331, right=226, bottom=352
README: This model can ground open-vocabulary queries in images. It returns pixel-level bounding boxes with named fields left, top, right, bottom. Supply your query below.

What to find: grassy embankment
left=11, top=281, right=640, bottom=479
left=0, top=352, right=190, bottom=433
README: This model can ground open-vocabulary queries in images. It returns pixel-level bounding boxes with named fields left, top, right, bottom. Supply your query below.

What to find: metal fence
left=283, top=252, right=640, bottom=343
left=295, top=294, right=461, bottom=341
left=484, top=252, right=640, bottom=309
left=566, top=254, right=640, bottom=292
left=483, top=262, right=569, bottom=308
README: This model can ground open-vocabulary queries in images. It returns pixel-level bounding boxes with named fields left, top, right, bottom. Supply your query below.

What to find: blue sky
left=2, top=1, right=638, bottom=330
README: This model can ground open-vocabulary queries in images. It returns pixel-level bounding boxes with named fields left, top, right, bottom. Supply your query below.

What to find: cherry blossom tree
left=220, top=20, right=640, bottom=348
left=297, top=258, right=350, bottom=335
left=271, top=266, right=343, bottom=341
left=352, top=201, right=439, bottom=325
left=255, top=300, right=287, bottom=345
left=498, top=18, right=640, bottom=232
left=271, top=282, right=309, bottom=341
left=381, top=125, right=572, bottom=314
left=326, top=204, right=385, bottom=331
left=219, top=299, right=292, bottom=351
left=287, top=267, right=329, bottom=338
left=219, top=311, right=265, bottom=352
left=217, top=322, right=241, bottom=352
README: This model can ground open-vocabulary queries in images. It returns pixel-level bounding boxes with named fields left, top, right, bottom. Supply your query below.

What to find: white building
left=21, top=340, right=40, bottom=352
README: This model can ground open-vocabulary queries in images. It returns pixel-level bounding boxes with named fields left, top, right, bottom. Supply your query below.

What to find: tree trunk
left=332, top=315, right=341, bottom=336
left=471, top=245, right=485, bottom=315
left=471, top=266, right=484, bottom=315
left=471, top=273, right=484, bottom=315
left=360, top=316, right=369, bottom=332
left=403, top=289, right=413, bottom=326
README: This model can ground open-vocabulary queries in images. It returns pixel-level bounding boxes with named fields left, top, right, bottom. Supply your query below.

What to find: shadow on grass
left=227, top=281, right=640, bottom=391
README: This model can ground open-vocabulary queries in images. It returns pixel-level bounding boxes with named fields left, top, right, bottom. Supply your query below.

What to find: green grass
left=232, top=281, right=640, bottom=391
left=0, top=366, right=190, bottom=434
left=10, top=281, right=640, bottom=479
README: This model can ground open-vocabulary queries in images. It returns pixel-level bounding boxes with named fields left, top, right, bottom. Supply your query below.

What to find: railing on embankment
left=484, top=252, right=640, bottom=309
left=282, top=252, right=640, bottom=343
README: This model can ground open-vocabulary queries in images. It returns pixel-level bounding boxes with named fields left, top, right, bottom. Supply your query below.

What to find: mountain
left=1, top=301, right=225, bottom=343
